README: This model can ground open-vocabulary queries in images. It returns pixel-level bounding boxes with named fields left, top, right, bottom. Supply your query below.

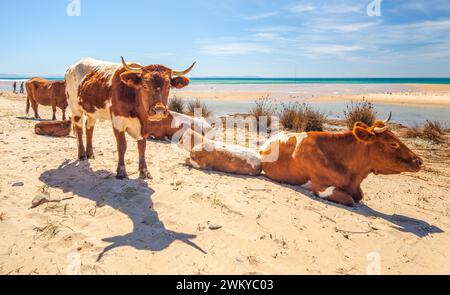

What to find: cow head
left=119, top=57, right=194, bottom=116
left=353, top=113, right=423, bottom=175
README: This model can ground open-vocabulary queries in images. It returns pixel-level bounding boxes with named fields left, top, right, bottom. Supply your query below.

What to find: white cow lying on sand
left=179, top=130, right=262, bottom=176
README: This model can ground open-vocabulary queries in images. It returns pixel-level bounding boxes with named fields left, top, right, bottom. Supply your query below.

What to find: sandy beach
left=171, top=83, right=450, bottom=108
left=1, top=92, right=450, bottom=275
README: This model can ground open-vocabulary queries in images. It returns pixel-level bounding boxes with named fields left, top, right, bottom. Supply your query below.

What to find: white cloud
left=305, top=45, right=365, bottom=55
left=242, top=11, right=279, bottom=21
left=288, top=1, right=364, bottom=15
left=288, top=3, right=317, bottom=13
left=200, top=42, right=272, bottom=55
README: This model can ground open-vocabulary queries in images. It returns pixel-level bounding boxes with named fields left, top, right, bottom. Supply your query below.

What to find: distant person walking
left=20, top=82, right=24, bottom=94
left=12, top=81, right=17, bottom=94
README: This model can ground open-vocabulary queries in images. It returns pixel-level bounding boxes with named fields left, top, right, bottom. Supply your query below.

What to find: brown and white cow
left=260, top=115, right=423, bottom=206
left=26, top=77, right=68, bottom=120
left=179, top=129, right=262, bottom=175
left=147, top=111, right=212, bottom=141
left=65, top=57, right=195, bottom=179
left=184, top=114, right=423, bottom=206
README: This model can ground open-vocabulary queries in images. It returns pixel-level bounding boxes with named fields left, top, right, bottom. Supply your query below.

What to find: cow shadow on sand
left=16, top=116, right=52, bottom=122
left=197, top=169, right=443, bottom=238
left=39, top=160, right=206, bottom=261
left=280, top=183, right=443, bottom=238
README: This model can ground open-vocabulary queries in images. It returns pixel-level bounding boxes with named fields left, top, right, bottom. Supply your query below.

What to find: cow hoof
left=87, top=154, right=95, bottom=160
left=79, top=155, right=88, bottom=161
left=139, top=171, right=153, bottom=180
left=116, top=174, right=129, bottom=180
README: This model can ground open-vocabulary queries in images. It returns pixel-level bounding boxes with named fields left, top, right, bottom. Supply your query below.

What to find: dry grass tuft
left=249, top=95, right=277, bottom=127
left=279, top=103, right=300, bottom=130
left=406, top=120, right=446, bottom=144
left=34, top=221, right=61, bottom=240
left=33, top=220, right=73, bottom=240
left=186, top=99, right=212, bottom=117
left=344, top=100, right=377, bottom=130
left=0, top=212, right=6, bottom=221
left=279, top=103, right=327, bottom=132
left=168, top=96, right=186, bottom=113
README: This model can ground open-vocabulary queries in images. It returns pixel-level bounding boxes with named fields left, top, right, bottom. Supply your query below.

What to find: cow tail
left=26, top=96, right=30, bottom=115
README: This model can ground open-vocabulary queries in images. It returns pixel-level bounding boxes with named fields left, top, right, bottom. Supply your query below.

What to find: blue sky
left=1, top=0, right=450, bottom=77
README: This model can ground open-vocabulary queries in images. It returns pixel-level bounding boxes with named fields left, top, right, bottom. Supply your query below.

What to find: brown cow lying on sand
left=35, top=120, right=72, bottom=137
left=26, top=78, right=68, bottom=121
left=183, top=114, right=423, bottom=206
left=65, top=57, right=196, bottom=179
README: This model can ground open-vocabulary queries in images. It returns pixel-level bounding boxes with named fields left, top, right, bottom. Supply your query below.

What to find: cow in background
left=26, top=78, right=68, bottom=120
left=65, top=57, right=195, bottom=179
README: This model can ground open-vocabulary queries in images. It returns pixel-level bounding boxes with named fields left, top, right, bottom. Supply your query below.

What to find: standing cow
left=26, top=78, right=68, bottom=120
left=65, top=57, right=195, bottom=179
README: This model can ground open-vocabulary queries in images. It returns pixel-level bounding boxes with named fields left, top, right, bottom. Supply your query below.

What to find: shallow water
left=195, top=100, right=450, bottom=127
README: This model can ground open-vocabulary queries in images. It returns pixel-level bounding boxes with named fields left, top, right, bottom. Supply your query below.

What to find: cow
left=64, top=57, right=195, bottom=179
left=183, top=114, right=423, bottom=206
left=25, top=77, right=68, bottom=121
left=260, top=114, right=423, bottom=206
left=180, top=129, right=262, bottom=175
left=35, top=120, right=72, bottom=137
left=147, top=111, right=212, bottom=141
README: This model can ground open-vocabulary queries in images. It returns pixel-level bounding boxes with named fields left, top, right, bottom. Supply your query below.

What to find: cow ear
left=171, top=76, right=190, bottom=89
left=353, top=126, right=375, bottom=142
left=120, top=72, right=142, bottom=88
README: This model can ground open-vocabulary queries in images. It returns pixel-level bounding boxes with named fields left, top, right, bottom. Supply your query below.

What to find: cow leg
left=313, top=184, right=355, bottom=207
left=85, top=117, right=96, bottom=159
left=353, top=186, right=364, bottom=204
left=31, top=101, right=40, bottom=119
left=52, top=105, right=57, bottom=121
left=74, top=116, right=87, bottom=160
left=62, top=108, right=67, bottom=121
left=113, top=128, right=128, bottom=179
left=138, top=139, right=152, bottom=180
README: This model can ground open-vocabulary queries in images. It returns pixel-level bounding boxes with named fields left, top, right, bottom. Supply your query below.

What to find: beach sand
left=1, top=92, right=450, bottom=275
left=173, top=83, right=450, bottom=107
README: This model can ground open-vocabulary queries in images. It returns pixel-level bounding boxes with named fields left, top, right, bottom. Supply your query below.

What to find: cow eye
left=390, top=142, right=400, bottom=149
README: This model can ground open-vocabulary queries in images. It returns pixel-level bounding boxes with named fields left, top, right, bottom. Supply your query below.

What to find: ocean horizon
left=1, top=77, right=450, bottom=85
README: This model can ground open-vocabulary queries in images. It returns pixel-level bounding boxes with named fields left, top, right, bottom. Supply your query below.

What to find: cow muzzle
left=153, top=103, right=168, bottom=116
left=411, top=157, right=423, bottom=171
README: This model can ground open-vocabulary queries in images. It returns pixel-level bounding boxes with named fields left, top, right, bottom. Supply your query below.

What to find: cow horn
left=121, top=56, right=142, bottom=73
left=383, top=112, right=392, bottom=124
left=374, top=126, right=389, bottom=134
left=172, top=62, right=196, bottom=76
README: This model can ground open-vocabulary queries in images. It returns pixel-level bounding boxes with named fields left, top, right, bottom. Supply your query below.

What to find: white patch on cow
left=65, top=58, right=120, bottom=121
left=259, top=132, right=308, bottom=162
left=189, top=159, right=201, bottom=169
left=319, top=186, right=336, bottom=199
left=196, top=141, right=262, bottom=169
left=301, top=181, right=312, bottom=190
left=112, top=115, right=143, bottom=141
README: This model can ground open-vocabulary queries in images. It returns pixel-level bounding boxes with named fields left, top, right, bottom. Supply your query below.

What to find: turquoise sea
left=1, top=77, right=450, bottom=85
left=189, top=77, right=450, bottom=85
